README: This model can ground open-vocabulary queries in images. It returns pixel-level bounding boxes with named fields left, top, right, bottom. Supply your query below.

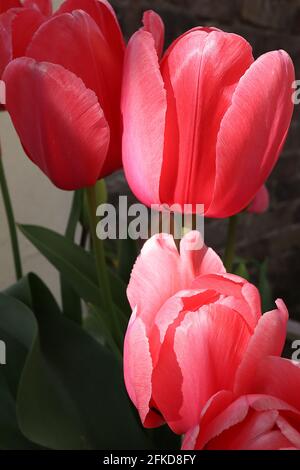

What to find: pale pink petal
left=235, top=302, right=289, bottom=394
left=123, top=314, right=162, bottom=427
left=154, top=304, right=251, bottom=434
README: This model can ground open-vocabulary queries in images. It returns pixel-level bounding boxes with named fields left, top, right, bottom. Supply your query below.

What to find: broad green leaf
left=19, top=224, right=102, bottom=306
left=17, top=274, right=151, bottom=450
left=0, top=372, right=39, bottom=449
left=19, top=225, right=130, bottom=320
left=3, top=276, right=32, bottom=309
left=0, top=294, right=36, bottom=397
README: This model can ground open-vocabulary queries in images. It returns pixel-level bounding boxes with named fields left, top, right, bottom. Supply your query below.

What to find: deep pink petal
left=159, top=30, right=254, bottom=210
left=3, top=58, right=109, bottom=189
left=246, top=356, right=300, bottom=411
left=27, top=9, right=122, bottom=175
left=191, top=273, right=260, bottom=330
left=235, top=300, right=289, bottom=394
left=142, top=10, right=165, bottom=59
left=56, top=0, right=125, bottom=63
left=208, top=50, right=295, bottom=217
left=0, top=7, right=44, bottom=75
left=23, top=0, right=52, bottom=16
left=122, top=30, right=166, bottom=206
left=248, top=185, right=270, bottom=214
left=0, top=0, right=21, bottom=14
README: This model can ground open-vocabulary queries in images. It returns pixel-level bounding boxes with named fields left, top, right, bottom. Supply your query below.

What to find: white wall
left=0, top=0, right=70, bottom=296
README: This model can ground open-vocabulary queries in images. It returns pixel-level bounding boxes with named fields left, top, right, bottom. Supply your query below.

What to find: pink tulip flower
left=123, top=231, right=289, bottom=435
left=2, top=0, right=126, bottom=189
left=183, top=358, right=300, bottom=450
left=248, top=184, right=270, bottom=214
left=122, top=22, right=295, bottom=217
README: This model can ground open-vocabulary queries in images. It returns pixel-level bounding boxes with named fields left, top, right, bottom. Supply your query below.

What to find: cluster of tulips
left=0, top=0, right=300, bottom=451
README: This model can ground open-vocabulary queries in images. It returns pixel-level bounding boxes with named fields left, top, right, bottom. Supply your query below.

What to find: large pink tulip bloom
left=123, top=231, right=289, bottom=434
left=2, top=0, right=127, bottom=189
left=183, top=358, right=300, bottom=450
left=122, top=23, right=295, bottom=217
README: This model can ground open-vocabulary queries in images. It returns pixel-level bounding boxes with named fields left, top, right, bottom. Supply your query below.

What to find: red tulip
left=248, top=184, right=270, bottom=214
left=123, top=231, right=289, bottom=434
left=3, top=0, right=126, bottom=189
left=183, top=358, right=300, bottom=450
left=122, top=24, right=295, bottom=217
left=0, top=2, right=47, bottom=77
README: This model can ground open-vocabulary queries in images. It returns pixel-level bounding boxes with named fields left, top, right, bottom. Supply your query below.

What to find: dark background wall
left=109, top=0, right=300, bottom=319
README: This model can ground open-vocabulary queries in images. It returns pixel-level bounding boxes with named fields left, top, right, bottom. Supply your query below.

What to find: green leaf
left=60, top=190, right=83, bottom=324
left=0, top=372, right=39, bottom=449
left=0, top=294, right=36, bottom=397
left=19, top=224, right=130, bottom=328
left=259, top=261, right=273, bottom=312
left=19, top=224, right=102, bottom=306
left=3, top=276, right=32, bottom=309
left=0, top=294, right=42, bottom=449
left=17, top=274, right=151, bottom=450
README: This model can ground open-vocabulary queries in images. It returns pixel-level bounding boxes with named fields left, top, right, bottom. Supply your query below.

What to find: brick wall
left=109, top=0, right=300, bottom=319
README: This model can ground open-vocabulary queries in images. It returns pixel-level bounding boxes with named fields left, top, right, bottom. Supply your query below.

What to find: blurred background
left=0, top=0, right=300, bottom=323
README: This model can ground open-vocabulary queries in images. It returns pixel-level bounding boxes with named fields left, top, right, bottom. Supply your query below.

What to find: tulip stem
left=85, top=184, right=121, bottom=343
left=0, top=148, right=23, bottom=280
left=223, top=215, right=238, bottom=272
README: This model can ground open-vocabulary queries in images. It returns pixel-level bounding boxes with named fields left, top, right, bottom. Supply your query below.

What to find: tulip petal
left=3, top=57, right=109, bottom=189
left=56, top=0, right=124, bottom=63
left=276, top=415, right=300, bottom=448
left=248, top=185, right=270, bottom=214
left=23, top=0, right=52, bottom=16
left=179, top=230, right=226, bottom=280
left=159, top=30, right=254, bottom=210
left=127, top=234, right=180, bottom=326
left=0, top=0, right=21, bottom=14
left=142, top=10, right=165, bottom=59
left=127, top=232, right=226, bottom=328
left=246, top=356, right=300, bottom=411
left=27, top=9, right=122, bottom=175
left=0, top=14, right=12, bottom=77
left=191, top=273, right=260, bottom=330
left=235, top=300, right=289, bottom=394
left=209, top=50, right=295, bottom=217
left=0, top=7, right=44, bottom=75
left=122, top=30, right=167, bottom=206
left=153, top=303, right=251, bottom=434
left=123, top=314, right=162, bottom=427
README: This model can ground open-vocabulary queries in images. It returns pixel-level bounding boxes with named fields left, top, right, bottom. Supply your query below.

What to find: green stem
left=223, top=215, right=238, bottom=272
left=85, top=184, right=120, bottom=341
left=0, top=150, right=23, bottom=280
